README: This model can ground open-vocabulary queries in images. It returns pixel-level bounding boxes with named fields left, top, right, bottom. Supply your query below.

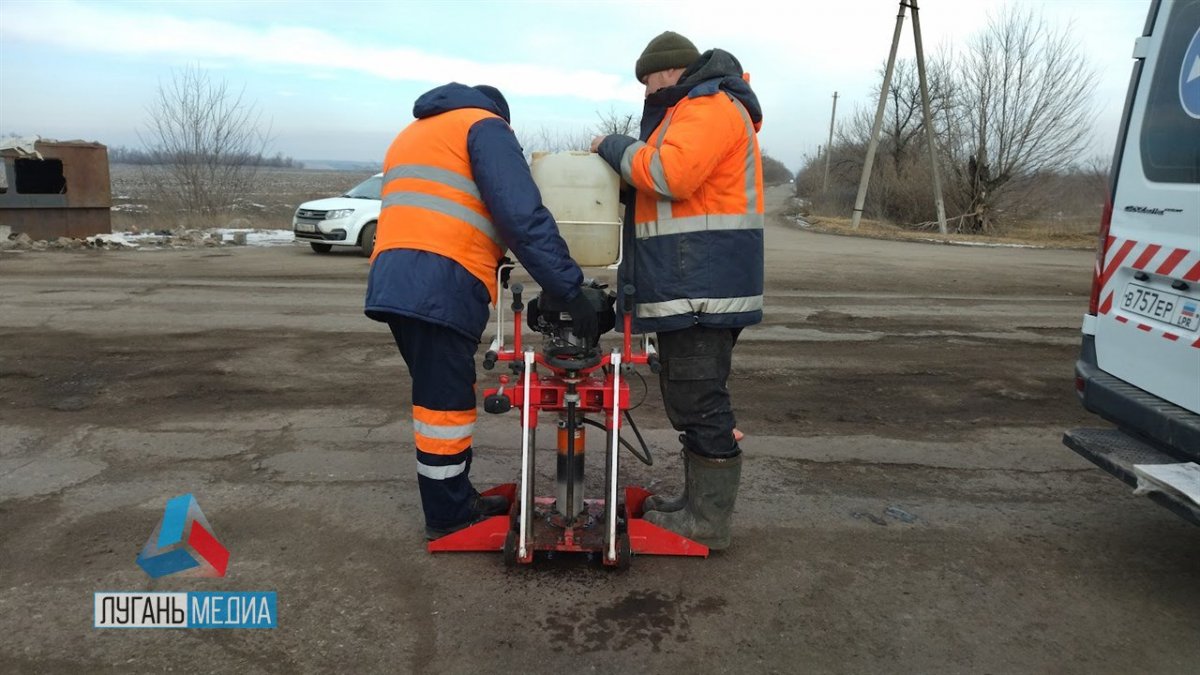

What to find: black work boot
left=473, top=492, right=509, bottom=517
left=643, top=448, right=742, bottom=550
left=642, top=448, right=690, bottom=514
left=425, top=492, right=510, bottom=540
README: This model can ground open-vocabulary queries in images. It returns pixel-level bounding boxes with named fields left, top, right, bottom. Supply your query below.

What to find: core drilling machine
left=426, top=269, right=709, bottom=567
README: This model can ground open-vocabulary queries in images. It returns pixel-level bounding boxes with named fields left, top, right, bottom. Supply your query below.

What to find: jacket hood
left=679, top=48, right=743, bottom=88
left=644, top=48, right=762, bottom=131
left=412, top=83, right=509, bottom=121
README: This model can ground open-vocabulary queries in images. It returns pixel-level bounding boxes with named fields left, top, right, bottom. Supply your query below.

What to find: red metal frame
left=427, top=289, right=708, bottom=564
left=427, top=484, right=709, bottom=559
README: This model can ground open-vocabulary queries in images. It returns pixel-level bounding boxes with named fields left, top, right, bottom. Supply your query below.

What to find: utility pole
left=822, top=91, right=838, bottom=194
left=851, top=2, right=907, bottom=229
left=911, top=0, right=948, bottom=234
left=851, top=0, right=948, bottom=233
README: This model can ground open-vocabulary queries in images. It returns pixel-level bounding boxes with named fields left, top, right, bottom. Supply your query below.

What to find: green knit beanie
left=635, top=31, right=700, bottom=83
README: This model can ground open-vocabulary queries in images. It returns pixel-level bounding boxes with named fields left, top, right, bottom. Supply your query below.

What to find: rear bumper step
left=1064, top=427, right=1200, bottom=526
left=1075, top=335, right=1200, bottom=459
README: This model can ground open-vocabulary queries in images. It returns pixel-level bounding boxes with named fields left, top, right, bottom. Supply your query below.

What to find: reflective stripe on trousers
left=413, top=405, right=475, bottom=479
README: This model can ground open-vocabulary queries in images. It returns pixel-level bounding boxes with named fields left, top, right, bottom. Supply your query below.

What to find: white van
left=1064, top=0, right=1200, bottom=523
left=292, top=173, right=381, bottom=256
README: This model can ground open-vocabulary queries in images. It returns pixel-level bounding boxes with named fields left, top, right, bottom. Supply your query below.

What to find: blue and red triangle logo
left=136, top=493, right=230, bottom=579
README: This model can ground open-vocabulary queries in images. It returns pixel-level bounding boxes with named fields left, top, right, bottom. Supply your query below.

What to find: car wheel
left=310, top=243, right=333, bottom=254
left=359, top=222, right=377, bottom=258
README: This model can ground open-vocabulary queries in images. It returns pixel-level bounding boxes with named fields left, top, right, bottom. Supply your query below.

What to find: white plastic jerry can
left=530, top=151, right=622, bottom=267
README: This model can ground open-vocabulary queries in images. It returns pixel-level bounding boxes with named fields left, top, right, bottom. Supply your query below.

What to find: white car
left=1064, top=0, right=1200, bottom=524
left=293, top=173, right=381, bottom=256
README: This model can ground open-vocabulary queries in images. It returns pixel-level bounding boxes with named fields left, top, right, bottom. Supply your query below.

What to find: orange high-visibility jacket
left=623, top=91, right=764, bottom=231
left=597, top=50, right=765, bottom=333
left=372, top=107, right=507, bottom=302
left=366, top=84, right=583, bottom=340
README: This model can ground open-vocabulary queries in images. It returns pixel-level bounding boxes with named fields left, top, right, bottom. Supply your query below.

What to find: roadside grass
left=782, top=201, right=1098, bottom=251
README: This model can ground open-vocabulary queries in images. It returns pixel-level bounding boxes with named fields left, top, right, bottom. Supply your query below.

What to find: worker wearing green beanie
left=635, top=31, right=701, bottom=84
left=591, top=32, right=765, bottom=551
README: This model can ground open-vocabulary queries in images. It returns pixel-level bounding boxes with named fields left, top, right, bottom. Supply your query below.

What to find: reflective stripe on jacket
left=372, top=107, right=506, bottom=303
left=617, top=88, right=765, bottom=333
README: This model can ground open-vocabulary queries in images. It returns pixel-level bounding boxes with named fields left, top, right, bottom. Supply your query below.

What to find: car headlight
left=325, top=209, right=355, bottom=220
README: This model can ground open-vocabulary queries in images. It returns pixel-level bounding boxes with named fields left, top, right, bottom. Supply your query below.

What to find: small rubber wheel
left=310, top=242, right=333, bottom=254
left=616, top=532, right=632, bottom=571
left=502, top=530, right=518, bottom=567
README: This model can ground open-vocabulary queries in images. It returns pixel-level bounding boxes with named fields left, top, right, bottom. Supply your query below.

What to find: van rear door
left=1095, top=0, right=1200, bottom=414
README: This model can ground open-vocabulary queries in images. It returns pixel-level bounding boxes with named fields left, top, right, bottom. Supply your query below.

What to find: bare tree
left=1080, top=154, right=1112, bottom=195
left=845, top=57, right=957, bottom=172
left=797, top=13, right=1096, bottom=232
left=760, top=151, right=793, bottom=186
left=139, top=65, right=271, bottom=223
left=838, top=55, right=959, bottom=223
left=592, top=106, right=639, bottom=137
left=515, top=106, right=640, bottom=159
left=515, top=125, right=591, bottom=157
left=947, top=9, right=1096, bottom=231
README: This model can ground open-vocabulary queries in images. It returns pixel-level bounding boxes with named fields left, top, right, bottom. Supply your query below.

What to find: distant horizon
left=104, top=157, right=382, bottom=171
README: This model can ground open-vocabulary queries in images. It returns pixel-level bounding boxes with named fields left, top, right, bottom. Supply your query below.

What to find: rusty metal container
left=0, top=138, right=112, bottom=240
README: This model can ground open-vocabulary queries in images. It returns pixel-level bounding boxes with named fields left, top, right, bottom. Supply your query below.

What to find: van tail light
left=1088, top=198, right=1114, bottom=316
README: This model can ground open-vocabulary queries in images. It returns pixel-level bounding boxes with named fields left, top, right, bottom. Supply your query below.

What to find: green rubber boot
left=643, top=448, right=742, bottom=550
left=642, top=449, right=689, bottom=514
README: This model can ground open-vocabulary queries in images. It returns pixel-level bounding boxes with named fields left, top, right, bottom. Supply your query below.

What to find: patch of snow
left=919, top=238, right=1044, bottom=249
left=119, top=231, right=172, bottom=244
left=213, top=228, right=297, bottom=246
left=87, top=233, right=140, bottom=248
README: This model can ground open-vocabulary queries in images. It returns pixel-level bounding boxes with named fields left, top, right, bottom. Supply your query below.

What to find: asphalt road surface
left=3, top=187, right=1198, bottom=673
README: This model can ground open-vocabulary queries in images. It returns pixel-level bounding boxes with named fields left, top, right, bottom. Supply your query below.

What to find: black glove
left=496, top=256, right=514, bottom=289
left=565, top=291, right=600, bottom=348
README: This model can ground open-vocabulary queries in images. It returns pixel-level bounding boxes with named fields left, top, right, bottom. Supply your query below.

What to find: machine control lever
left=485, top=378, right=512, bottom=413
left=485, top=393, right=512, bottom=414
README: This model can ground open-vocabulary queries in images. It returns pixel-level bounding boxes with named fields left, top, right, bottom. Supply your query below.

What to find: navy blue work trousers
left=388, top=316, right=480, bottom=529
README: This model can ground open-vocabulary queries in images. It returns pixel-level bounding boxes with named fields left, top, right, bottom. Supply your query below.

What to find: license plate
left=1121, top=283, right=1200, bottom=331
left=295, top=223, right=316, bottom=233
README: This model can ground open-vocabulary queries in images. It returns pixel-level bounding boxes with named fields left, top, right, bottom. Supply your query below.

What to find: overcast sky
left=0, top=0, right=1153, bottom=172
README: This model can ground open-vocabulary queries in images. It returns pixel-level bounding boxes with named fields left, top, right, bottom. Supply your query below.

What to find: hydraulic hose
left=580, top=415, right=653, bottom=466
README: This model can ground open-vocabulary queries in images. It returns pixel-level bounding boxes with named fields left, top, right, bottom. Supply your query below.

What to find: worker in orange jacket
left=367, top=83, right=598, bottom=540
left=591, top=32, right=764, bottom=550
